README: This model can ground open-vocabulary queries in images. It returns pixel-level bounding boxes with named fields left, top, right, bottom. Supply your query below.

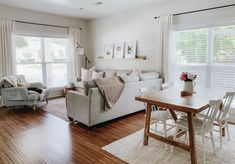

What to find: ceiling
left=0, top=0, right=167, bottom=19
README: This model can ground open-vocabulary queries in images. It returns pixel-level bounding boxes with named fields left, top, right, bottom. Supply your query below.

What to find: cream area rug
left=102, top=124, right=235, bottom=164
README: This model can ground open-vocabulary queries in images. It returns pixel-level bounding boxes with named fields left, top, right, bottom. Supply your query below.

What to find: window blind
left=174, top=24, right=235, bottom=92
left=175, top=29, right=208, bottom=64
left=15, top=22, right=69, bottom=38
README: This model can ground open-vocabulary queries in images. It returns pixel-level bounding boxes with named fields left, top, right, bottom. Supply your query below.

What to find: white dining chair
left=197, top=92, right=235, bottom=149
left=139, top=86, right=172, bottom=149
left=171, top=99, right=222, bottom=164
left=213, top=92, right=235, bottom=148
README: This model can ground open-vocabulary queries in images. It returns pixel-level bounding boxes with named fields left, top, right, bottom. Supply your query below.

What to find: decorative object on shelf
left=114, top=43, right=124, bottom=59
left=104, top=44, right=114, bottom=59
left=124, top=41, right=137, bottom=59
left=180, top=72, right=197, bottom=95
left=136, top=55, right=146, bottom=60
left=77, top=42, right=91, bottom=69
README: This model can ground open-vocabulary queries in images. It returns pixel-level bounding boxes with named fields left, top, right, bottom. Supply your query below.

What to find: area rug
left=42, top=97, right=69, bottom=122
left=102, top=124, right=235, bottom=164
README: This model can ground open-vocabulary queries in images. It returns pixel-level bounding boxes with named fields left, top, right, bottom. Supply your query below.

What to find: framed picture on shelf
left=104, top=44, right=113, bottom=59
left=114, top=43, right=124, bottom=59
left=124, top=41, right=136, bottom=59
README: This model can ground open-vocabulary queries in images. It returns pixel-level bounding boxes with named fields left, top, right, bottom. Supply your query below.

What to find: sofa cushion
left=104, top=70, right=116, bottom=78
left=116, top=70, right=132, bottom=77
left=140, top=72, right=160, bottom=81
left=81, top=66, right=95, bottom=81
left=83, top=80, right=98, bottom=96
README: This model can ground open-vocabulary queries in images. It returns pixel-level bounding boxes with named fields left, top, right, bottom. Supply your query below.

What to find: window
left=15, top=36, right=69, bottom=88
left=174, top=24, right=235, bottom=91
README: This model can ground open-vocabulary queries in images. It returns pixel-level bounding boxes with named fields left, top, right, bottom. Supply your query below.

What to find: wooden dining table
left=135, top=88, right=225, bottom=164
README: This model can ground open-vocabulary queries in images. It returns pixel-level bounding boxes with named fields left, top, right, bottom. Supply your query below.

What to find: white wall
left=87, top=0, right=235, bottom=71
left=0, top=5, right=89, bottom=98
left=0, top=5, right=88, bottom=49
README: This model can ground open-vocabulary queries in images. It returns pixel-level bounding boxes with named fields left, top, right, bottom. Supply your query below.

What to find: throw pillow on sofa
left=129, top=70, right=141, bottom=76
left=139, top=72, right=160, bottom=81
left=81, top=66, right=95, bottom=81
left=121, top=74, right=140, bottom=83
left=116, top=70, right=132, bottom=77
left=92, top=71, right=104, bottom=79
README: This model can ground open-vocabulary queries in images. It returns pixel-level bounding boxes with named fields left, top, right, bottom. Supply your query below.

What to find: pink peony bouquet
left=180, top=72, right=197, bottom=81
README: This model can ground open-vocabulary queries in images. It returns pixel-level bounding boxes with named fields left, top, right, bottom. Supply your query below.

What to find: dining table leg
left=143, top=103, right=152, bottom=145
left=188, top=112, right=197, bottom=164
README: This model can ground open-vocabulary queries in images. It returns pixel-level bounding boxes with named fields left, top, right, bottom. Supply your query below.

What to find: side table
left=64, top=86, right=75, bottom=106
left=63, top=86, right=75, bottom=96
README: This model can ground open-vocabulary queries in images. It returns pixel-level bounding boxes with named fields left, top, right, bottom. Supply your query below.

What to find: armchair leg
left=68, top=117, right=74, bottom=122
left=33, top=105, right=37, bottom=112
left=45, top=99, right=48, bottom=104
left=7, top=106, right=10, bottom=111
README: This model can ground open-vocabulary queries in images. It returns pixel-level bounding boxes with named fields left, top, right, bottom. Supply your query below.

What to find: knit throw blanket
left=95, top=77, right=125, bottom=110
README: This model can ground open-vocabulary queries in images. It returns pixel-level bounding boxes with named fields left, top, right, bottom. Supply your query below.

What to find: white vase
left=183, top=81, right=195, bottom=94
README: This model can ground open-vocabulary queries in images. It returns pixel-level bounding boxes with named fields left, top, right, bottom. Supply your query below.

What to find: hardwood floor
left=0, top=102, right=145, bottom=164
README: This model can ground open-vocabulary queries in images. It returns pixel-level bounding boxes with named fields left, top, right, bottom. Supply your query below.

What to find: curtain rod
left=154, top=3, right=235, bottom=19
left=15, top=20, right=82, bottom=30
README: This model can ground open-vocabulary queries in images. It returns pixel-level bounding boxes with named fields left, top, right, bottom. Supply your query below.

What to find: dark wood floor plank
left=0, top=100, right=145, bottom=164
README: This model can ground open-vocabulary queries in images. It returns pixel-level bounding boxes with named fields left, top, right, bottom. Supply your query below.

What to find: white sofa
left=66, top=78, right=162, bottom=126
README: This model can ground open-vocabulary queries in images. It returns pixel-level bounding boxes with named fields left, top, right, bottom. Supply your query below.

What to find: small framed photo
left=124, top=41, right=136, bottom=59
left=104, top=44, right=113, bottom=59
left=114, top=43, right=124, bottom=59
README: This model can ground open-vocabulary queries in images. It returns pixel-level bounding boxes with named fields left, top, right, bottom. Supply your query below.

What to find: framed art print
left=114, top=43, right=124, bottom=59
left=124, top=41, right=136, bottom=59
left=104, top=44, right=113, bottom=59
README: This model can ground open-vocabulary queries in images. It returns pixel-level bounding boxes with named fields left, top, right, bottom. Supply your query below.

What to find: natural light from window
left=173, top=24, right=235, bottom=91
left=15, top=36, right=69, bottom=88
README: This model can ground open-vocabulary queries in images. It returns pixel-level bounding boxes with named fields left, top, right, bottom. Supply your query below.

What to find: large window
left=15, top=36, right=69, bottom=88
left=174, top=24, right=235, bottom=91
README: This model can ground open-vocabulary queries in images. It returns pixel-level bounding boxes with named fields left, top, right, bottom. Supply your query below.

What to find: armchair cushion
left=28, top=93, right=40, bottom=101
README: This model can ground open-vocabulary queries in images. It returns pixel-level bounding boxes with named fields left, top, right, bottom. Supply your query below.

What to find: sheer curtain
left=0, top=19, right=15, bottom=107
left=69, top=28, right=82, bottom=82
left=155, top=15, right=173, bottom=83
left=0, top=19, right=15, bottom=78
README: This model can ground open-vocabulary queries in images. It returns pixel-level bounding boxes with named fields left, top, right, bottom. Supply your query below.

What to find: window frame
left=15, top=35, right=70, bottom=88
left=173, top=24, right=235, bottom=90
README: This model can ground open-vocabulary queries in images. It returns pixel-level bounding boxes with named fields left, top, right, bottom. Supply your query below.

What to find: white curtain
left=0, top=19, right=16, bottom=78
left=69, top=28, right=82, bottom=82
left=155, top=15, right=173, bottom=83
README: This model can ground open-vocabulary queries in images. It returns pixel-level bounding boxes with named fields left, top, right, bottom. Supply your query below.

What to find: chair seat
left=150, top=110, right=170, bottom=121
left=175, top=117, right=212, bottom=134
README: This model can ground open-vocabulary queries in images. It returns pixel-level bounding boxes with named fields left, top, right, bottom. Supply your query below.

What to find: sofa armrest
left=30, top=82, right=46, bottom=89
left=66, top=91, right=90, bottom=125
left=1, top=87, right=28, bottom=100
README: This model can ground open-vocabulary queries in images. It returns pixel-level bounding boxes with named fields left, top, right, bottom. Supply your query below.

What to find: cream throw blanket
left=95, top=77, right=125, bottom=110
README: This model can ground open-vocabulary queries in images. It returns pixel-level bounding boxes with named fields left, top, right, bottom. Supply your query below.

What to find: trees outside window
left=15, top=36, right=69, bottom=88
left=174, top=25, right=235, bottom=91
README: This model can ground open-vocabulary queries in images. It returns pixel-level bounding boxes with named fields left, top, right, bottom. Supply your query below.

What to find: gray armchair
left=0, top=75, right=49, bottom=111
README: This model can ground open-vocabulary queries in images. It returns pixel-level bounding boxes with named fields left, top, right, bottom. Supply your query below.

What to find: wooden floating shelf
left=98, top=56, right=147, bottom=60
